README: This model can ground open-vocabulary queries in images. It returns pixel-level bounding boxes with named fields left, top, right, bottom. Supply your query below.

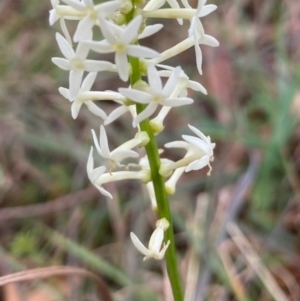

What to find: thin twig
left=0, top=186, right=98, bottom=222
left=0, top=266, right=113, bottom=301
left=227, top=222, right=289, bottom=301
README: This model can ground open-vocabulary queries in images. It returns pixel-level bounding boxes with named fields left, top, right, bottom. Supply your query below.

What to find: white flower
left=87, top=147, right=113, bottom=198
left=59, top=72, right=107, bottom=119
left=91, top=125, right=149, bottom=169
left=61, top=0, right=120, bottom=42
left=157, top=64, right=207, bottom=96
left=183, top=0, right=217, bottom=74
left=130, top=218, right=170, bottom=261
left=82, top=15, right=159, bottom=81
left=150, top=65, right=207, bottom=133
left=161, top=124, right=215, bottom=176
left=182, top=124, right=215, bottom=172
left=119, top=64, right=194, bottom=127
left=52, top=33, right=114, bottom=100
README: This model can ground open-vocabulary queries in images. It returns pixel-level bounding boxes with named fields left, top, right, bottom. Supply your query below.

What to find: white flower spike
left=130, top=218, right=170, bottom=261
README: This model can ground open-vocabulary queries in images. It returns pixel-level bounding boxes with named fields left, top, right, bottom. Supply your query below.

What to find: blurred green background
left=0, top=0, right=300, bottom=300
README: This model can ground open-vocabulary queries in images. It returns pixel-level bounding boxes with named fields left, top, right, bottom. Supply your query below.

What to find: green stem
left=126, top=17, right=184, bottom=301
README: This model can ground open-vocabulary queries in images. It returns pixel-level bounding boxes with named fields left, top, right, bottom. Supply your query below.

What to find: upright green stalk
left=127, top=11, right=184, bottom=300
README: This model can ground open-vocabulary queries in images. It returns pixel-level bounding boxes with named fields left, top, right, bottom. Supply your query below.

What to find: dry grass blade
left=227, top=222, right=289, bottom=301
left=184, top=193, right=209, bottom=301
left=0, top=266, right=113, bottom=301
left=218, top=240, right=249, bottom=301
left=0, top=186, right=98, bottom=222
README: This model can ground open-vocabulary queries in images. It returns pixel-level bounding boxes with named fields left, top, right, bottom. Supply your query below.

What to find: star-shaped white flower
left=164, top=124, right=215, bottom=175
left=182, top=0, right=217, bottom=74
left=157, top=64, right=207, bottom=96
left=130, top=218, right=170, bottom=261
left=92, top=125, right=141, bottom=168
left=52, top=33, right=114, bottom=100
left=61, top=0, right=120, bottom=42
left=182, top=124, right=215, bottom=172
left=87, top=147, right=113, bottom=199
left=119, top=64, right=194, bottom=127
left=59, top=72, right=107, bottom=120
left=82, top=15, right=159, bottom=81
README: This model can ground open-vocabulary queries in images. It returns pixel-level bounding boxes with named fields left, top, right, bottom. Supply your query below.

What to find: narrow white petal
left=83, top=0, right=94, bottom=8
left=81, top=72, right=97, bottom=92
left=188, top=124, right=210, bottom=143
left=90, top=166, right=106, bottom=183
left=98, top=16, right=117, bottom=44
left=86, top=101, right=107, bottom=120
left=199, top=4, right=217, bottom=17
left=165, top=141, right=190, bottom=149
left=182, top=135, right=210, bottom=154
left=58, top=87, right=70, bottom=100
left=202, top=34, right=219, bottom=47
left=84, top=60, right=113, bottom=72
left=122, top=15, right=142, bottom=44
left=87, top=146, right=94, bottom=174
left=91, top=129, right=104, bottom=156
left=60, top=18, right=72, bottom=46
left=71, top=99, right=83, bottom=119
left=133, top=103, right=157, bottom=127
left=56, top=32, right=75, bottom=60
left=139, top=24, right=163, bottom=39
left=76, top=41, right=90, bottom=59
left=100, top=125, right=111, bottom=158
left=162, top=97, right=193, bottom=107
left=111, top=149, right=139, bottom=162
left=148, top=64, right=162, bottom=95
left=74, top=16, right=94, bottom=42
left=127, top=45, right=159, bottom=59
left=115, top=52, right=129, bottom=82
left=49, top=10, right=59, bottom=26
left=83, top=40, right=112, bottom=53
left=104, top=105, right=128, bottom=125
left=188, top=80, right=207, bottom=94
left=167, top=0, right=180, bottom=9
left=61, top=0, right=85, bottom=11
left=130, top=232, right=152, bottom=256
left=162, top=67, right=181, bottom=97
left=95, top=1, right=121, bottom=15
left=195, top=43, right=202, bottom=75
left=118, top=88, right=152, bottom=104
left=148, top=228, right=164, bottom=253
left=69, top=70, right=84, bottom=100
left=185, top=156, right=209, bottom=172
left=94, top=184, right=113, bottom=199
left=51, top=57, right=71, bottom=70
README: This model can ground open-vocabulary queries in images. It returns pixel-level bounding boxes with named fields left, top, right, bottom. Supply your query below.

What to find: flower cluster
left=50, top=0, right=217, bottom=261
